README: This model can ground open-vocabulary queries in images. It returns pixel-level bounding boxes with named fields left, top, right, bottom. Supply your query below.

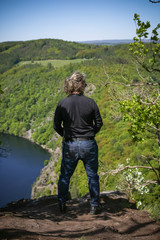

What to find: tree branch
left=103, top=64, right=120, bottom=81
left=105, top=81, right=160, bottom=87
left=145, top=156, right=160, bottom=182
left=149, top=0, right=160, bottom=3
left=143, top=180, right=158, bottom=185
left=101, top=165, right=159, bottom=177
left=101, top=165, right=160, bottom=185
left=146, top=123, right=160, bottom=131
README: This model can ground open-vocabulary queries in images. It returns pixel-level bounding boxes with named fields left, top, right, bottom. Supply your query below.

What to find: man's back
left=54, top=94, right=103, bottom=139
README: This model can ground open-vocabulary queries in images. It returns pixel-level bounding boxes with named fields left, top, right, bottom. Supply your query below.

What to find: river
left=0, top=134, right=50, bottom=208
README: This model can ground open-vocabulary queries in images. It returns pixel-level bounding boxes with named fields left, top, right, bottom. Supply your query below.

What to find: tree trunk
left=156, top=124, right=160, bottom=184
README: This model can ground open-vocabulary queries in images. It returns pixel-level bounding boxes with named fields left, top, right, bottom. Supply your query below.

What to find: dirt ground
left=0, top=191, right=160, bottom=240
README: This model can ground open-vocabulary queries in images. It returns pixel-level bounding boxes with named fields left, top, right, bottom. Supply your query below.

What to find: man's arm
left=54, top=105, right=63, bottom=137
left=93, top=102, right=103, bottom=134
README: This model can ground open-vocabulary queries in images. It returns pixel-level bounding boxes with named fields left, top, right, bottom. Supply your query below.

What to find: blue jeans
left=58, top=139, right=100, bottom=206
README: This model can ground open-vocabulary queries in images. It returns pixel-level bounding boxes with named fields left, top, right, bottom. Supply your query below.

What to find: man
left=54, top=71, right=103, bottom=214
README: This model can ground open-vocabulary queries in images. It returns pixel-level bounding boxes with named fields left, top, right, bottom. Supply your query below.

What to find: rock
left=31, top=147, right=61, bottom=199
left=0, top=192, right=159, bottom=240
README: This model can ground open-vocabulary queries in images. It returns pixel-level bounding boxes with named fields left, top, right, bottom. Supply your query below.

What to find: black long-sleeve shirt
left=54, top=94, right=103, bottom=139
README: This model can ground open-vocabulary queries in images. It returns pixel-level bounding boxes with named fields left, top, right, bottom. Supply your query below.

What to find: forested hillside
left=0, top=39, right=105, bottom=73
left=0, top=37, right=160, bottom=218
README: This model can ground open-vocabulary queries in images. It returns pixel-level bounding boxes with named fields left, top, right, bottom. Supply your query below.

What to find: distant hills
left=78, top=39, right=134, bottom=45
left=0, top=38, right=105, bottom=73
left=0, top=38, right=137, bottom=73
left=78, top=39, right=151, bottom=45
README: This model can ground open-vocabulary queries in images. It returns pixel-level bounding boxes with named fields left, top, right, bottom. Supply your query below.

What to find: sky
left=0, top=0, right=160, bottom=43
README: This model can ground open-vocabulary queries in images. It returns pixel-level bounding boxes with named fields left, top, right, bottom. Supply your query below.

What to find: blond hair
left=64, top=71, right=86, bottom=95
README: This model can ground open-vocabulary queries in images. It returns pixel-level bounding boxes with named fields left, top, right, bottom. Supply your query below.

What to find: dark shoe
left=59, top=202, right=66, bottom=213
left=90, top=205, right=101, bottom=215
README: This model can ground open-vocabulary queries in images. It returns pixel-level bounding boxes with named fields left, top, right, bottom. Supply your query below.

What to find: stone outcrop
left=31, top=147, right=61, bottom=199
left=0, top=191, right=159, bottom=240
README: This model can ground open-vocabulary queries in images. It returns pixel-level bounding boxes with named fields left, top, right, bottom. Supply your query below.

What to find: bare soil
left=0, top=191, right=159, bottom=240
